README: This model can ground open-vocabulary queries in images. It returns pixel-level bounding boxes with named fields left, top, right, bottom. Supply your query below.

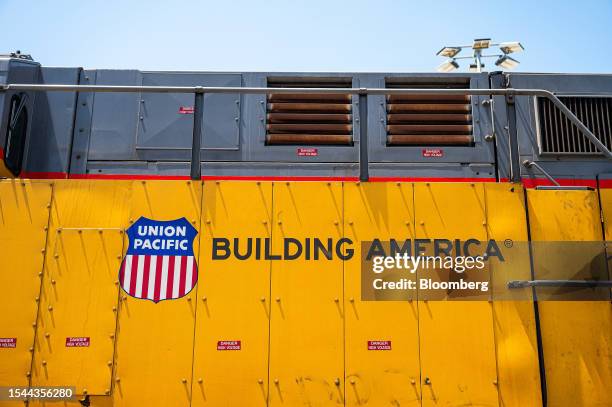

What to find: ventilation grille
left=537, top=96, right=612, bottom=155
left=266, top=78, right=353, bottom=146
left=385, top=79, right=473, bottom=146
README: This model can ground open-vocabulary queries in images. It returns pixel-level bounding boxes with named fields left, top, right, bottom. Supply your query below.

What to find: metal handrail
left=1, top=84, right=611, bottom=180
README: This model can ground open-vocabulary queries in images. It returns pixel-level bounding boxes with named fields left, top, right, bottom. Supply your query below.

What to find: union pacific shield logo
left=120, top=217, right=198, bottom=303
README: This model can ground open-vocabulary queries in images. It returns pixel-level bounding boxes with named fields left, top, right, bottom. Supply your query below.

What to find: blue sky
left=2, top=0, right=612, bottom=73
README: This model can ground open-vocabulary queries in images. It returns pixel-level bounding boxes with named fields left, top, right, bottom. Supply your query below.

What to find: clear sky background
left=2, top=0, right=611, bottom=73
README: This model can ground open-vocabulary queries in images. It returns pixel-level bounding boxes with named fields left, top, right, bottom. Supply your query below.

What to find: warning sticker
left=178, top=106, right=195, bottom=114
left=297, top=148, right=318, bottom=157
left=65, top=337, right=90, bottom=347
left=422, top=148, right=443, bottom=158
left=367, top=340, right=391, bottom=350
left=0, top=338, right=16, bottom=348
left=217, top=340, right=241, bottom=350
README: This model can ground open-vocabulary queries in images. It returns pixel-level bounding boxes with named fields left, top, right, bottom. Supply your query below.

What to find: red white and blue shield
left=120, top=217, right=199, bottom=303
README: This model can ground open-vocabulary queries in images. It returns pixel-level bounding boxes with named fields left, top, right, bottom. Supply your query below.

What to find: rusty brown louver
left=266, top=78, right=353, bottom=145
left=385, top=79, right=474, bottom=146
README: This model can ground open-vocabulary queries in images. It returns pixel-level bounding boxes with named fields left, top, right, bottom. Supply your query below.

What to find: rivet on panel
left=191, top=220, right=196, bottom=224
left=83, top=389, right=88, bottom=395
left=181, top=378, right=187, bottom=384
left=405, top=221, right=410, bottom=226
left=215, top=181, right=220, bottom=185
left=334, top=378, right=340, bottom=386
left=44, top=226, right=48, bottom=231
left=333, top=221, right=338, bottom=225
left=35, top=297, right=40, bottom=302
left=262, top=220, right=268, bottom=225
left=396, top=182, right=401, bottom=186
left=117, top=255, right=121, bottom=259
left=202, top=296, right=207, bottom=302
left=260, top=297, right=265, bottom=302
left=54, top=254, right=59, bottom=259
left=206, top=220, right=211, bottom=224
left=121, top=296, right=127, bottom=301
left=356, top=182, right=360, bottom=186
left=31, top=322, right=37, bottom=327
left=493, top=380, right=498, bottom=386
left=114, top=280, right=119, bottom=285
left=187, top=297, right=192, bottom=302
left=115, top=378, right=121, bottom=383
left=38, top=272, right=43, bottom=277
left=112, top=307, right=117, bottom=312
left=44, top=333, right=50, bottom=338
left=40, top=249, right=45, bottom=254
left=285, top=182, right=290, bottom=186
left=350, top=379, right=356, bottom=385
left=274, top=379, right=279, bottom=384
left=28, top=347, right=33, bottom=352
left=420, top=221, right=425, bottom=226
left=78, top=230, right=82, bottom=234
left=257, top=379, right=263, bottom=384
left=482, top=221, right=487, bottom=226
left=46, top=203, right=51, bottom=209
left=105, top=390, right=110, bottom=395
left=187, top=181, right=191, bottom=185
left=277, top=221, right=282, bottom=225
left=334, top=298, right=339, bottom=302
left=41, top=360, right=47, bottom=366
left=141, top=181, right=146, bottom=185
left=349, top=298, right=354, bottom=302
left=410, top=379, right=416, bottom=385
left=57, top=229, right=62, bottom=234
left=256, top=181, right=261, bottom=186
left=109, top=334, right=115, bottom=339
left=198, top=378, right=203, bottom=384
left=348, top=221, right=353, bottom=225
left=47, top=306, right=53, bottom=311
left=26, top=372, right=31, bottom=377
left=275, top=297, right=280, bottom=302
left=426, top=182, right=430, bottom=186
left=107, top=361, right=113, bottom=366
left=98, top=229, right=103, bottom=234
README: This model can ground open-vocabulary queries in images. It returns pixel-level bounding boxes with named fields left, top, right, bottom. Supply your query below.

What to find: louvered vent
left=266, top=78, right=353, bottom=145
left=385, top=79, right=473, bottom=146
left=537, top=96, right=612, bottom=154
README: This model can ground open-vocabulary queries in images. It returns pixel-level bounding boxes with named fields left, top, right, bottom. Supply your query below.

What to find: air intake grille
left=537, top=96, right=612, bottom=154
left=266, top=78, right=353, bottom=146
left=385, top=79, right=473, bottom=146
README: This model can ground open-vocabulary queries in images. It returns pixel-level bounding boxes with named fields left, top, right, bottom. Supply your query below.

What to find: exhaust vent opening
left=266, top=77, right=353, bottom=146
left=385, top=79, right=474, bottom=147
left=537, top=96, right=612, bottom=155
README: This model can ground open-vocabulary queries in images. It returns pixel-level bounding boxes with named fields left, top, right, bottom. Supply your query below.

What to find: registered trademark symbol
left=504, top=239, right=513, bottom=248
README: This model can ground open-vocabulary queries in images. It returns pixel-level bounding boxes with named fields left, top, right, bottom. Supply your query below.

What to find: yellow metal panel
left=112, top=180, right=202, bottom=407
left=527, top=189, right=612, bottom=406
left=599, top=186, right=612, bottom=240
left=344, top=182, right=421, bottom=406
left=30, top=180, right=131, bottom=396
left=0, top=180, right=51, bottom=386
left=485, top=183, right=542, bottom=407
left=269, top=182, right=344, bottom=406
left=191, top=181, right=272, bottom=406
left=414, top=183, right=499, bottom=407
left=32, top=228, right=123, bottom=395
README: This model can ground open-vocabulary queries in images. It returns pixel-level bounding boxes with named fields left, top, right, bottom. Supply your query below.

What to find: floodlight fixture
left=495, top=55, right=520, bottom=70
left=468, top=63, right=485, bottom=73
left=437, top=59, right=460, bottom=72
left=436, top=46, right=462, bottom=58
left=499, top=42, right=524, bottom=54
left=472, top=38, right=491, bottom=50
left=435, top=38, right=523, bottom=72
